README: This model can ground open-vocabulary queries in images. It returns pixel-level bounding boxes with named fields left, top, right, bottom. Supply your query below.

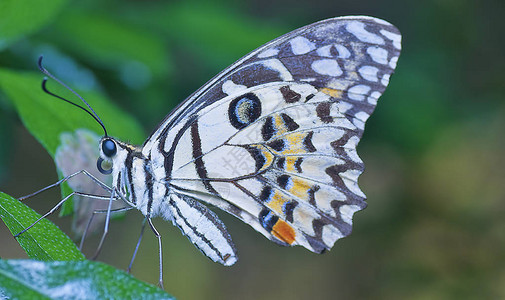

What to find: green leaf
left=0, top=111, right=14, bottom=181
left=0, top=259, right=174, bottom=299
left=49, top=11, right=171, bottom=78
left=0, top=192, right=84, bottom=261
left=0, top=68, right=145, bottom=157
left=163, top=2, right=284, bottom=67
left=119, top=2, right=283, bottom=69
left=0, top=0, right=67, bottom=50
left=0, top=67, right=144, bottom=217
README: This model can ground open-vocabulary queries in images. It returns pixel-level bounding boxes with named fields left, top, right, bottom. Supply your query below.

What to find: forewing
left=143, top=16, right=401, bottom=151
left=146, top=16, right=401, bottom=253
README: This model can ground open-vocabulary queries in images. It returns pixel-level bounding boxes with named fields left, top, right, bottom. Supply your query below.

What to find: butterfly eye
left=97, top=157, right=112, bottom=174
left=102, top=139, right=117, bottom=157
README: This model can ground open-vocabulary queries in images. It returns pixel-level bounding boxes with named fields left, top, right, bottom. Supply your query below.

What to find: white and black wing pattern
left=164, top=193, right=237, bottom=266
left=145, top=16, right=401, bottom=258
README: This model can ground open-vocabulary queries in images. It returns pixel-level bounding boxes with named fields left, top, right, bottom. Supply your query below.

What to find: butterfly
left=27, top=15, right=401, bottom=287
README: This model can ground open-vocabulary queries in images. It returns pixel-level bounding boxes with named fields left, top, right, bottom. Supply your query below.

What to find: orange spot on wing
left=272, top=220, right=296, bottom=244
left=285, top=156, right=298, bottom=172
left=320, top=87, right=343, bottom=99
left=249, top=145, right=275, bottom=172
left=274, top=115, right=287, bottom=135
left=267, top=191, right=289, bottom=214
left=281, top=132, right=306, bottom=155
left=289, top=178, right=311, bottom=199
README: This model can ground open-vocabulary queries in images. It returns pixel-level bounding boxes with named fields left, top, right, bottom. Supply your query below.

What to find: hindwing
left=145, top=16, right=401, bottom=255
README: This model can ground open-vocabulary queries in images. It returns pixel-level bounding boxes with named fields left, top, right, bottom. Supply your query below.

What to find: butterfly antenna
left=37, top=55, right=108, bottom=137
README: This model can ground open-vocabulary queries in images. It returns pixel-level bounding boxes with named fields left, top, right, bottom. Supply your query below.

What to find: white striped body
left=98, top=16, right=402, bottom=265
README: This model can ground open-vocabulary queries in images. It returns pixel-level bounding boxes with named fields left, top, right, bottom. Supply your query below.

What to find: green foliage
left=0, top=69, right=145, bottom=157
left=50, top=11, right=172, bottom=78
left=0, top=0, right=504, bottom=299
left=0, top=192, right=84, bottom=261
left=159, top=2, right=283, bottom=68
left=0, top=68, right=145, bottom=216
left=0, top=259, right=173, bottom=299
left=0, top=0, right=66, bottom=50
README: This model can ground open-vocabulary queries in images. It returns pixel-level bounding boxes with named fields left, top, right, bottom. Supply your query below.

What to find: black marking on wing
left=284, top=201, right=298, bottom=223
left=276, top=157, right=286, bottom=169
left=191, top=120, right=219, bottom=196
left=259, top=208, right=278, bottom=232
left=312, top=219, right=328, bottom=243
left=259, top=168, right=352, bottom=239
left=158, top=116, right=197, bottom=196
left=307, top=185, right=320, bottom=206
left=303, top=132, right=317, bottom=152
left=261, top=116, right=275, bottom=141
left=267, top=139, right=285, bottom=152
left=277, top=174, right=291, bottom=189
left=144, top=157, right=154, bottom=216
left=304, top=235, right=327, bottom=254
left=244, top=146, right=267, bottom=172
left=304, top=93, right=315, bottom=102
left=294, top=157, right=303, bottom=173
left=280, top=113, right=300, bottom=131
left=329, top=131, right=364, bottom=163
left=330, top=200, right=362, bottom=236
left=280, top=85, right=301, bottom=103
left=259, top=186, right=273, bottom=202
left=316, top=102, right=333, bottom=124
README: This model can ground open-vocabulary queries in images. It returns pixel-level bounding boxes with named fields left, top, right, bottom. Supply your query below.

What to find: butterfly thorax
left=99, top=137, right=168, bottom=218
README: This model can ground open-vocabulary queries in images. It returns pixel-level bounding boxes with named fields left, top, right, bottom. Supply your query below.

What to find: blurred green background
left=1, top=0, right=504, bottom=299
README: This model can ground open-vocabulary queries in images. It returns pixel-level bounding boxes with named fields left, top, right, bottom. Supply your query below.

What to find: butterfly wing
left=145, top=16, right=401, bottom=255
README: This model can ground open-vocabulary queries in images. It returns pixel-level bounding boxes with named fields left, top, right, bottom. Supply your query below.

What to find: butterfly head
left=36, top=56, right=124, bottom=176
left=97, top=136, right=139, bottom=175
left=96, top=137, right=116, bottom=175
left=101, top=138, right=117, bottom=158
left=97, top=137, right=122, bottom=175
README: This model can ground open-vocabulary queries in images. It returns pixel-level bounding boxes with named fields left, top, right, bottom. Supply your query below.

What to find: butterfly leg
left=91, top=188, right=117, bottom=260
left=79, top=206, right=133, bottom=251
left=148, top=218, right=164, bottom=289
left=18, top=169, right=112, bottom=201
left=14, top=191, right=109, bottom=237
left=127, top=217, right=147, bottom=274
